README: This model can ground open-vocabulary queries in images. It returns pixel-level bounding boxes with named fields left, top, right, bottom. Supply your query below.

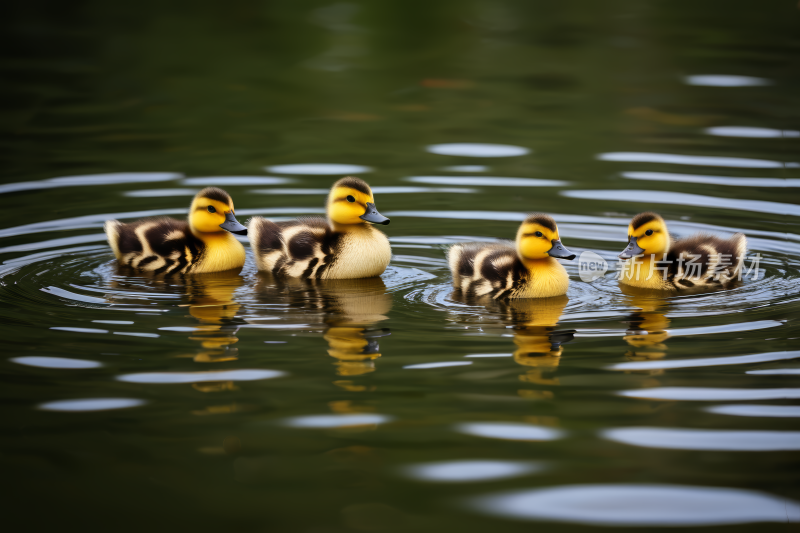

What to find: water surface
left=1, top=1, right=799, bottom=531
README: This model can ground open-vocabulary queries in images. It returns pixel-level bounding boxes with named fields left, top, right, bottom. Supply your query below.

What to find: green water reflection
left=1, top=0, right=799, bottom=531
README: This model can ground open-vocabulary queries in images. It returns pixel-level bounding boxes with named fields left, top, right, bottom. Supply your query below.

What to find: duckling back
left=669, top=232, right=747, bottom=288
left=105, top=218, right=198, bottom=274
left=448, top=241, right=528, bottom=299
left=249, top=216, right=390, bottom=280
left=249, top=216, right=337, bottom=278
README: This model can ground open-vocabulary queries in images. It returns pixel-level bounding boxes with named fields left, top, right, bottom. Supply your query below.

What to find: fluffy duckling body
left=447, top=214, right=576, bottom=299
left=248, top=177, right=391, bottom=280
left=105, top=187, right=248, bottom=275
left=618, top=212, right=747, bottom=290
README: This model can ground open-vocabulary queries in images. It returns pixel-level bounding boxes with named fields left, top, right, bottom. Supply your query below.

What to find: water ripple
left=39, top=398, right=146, bottom=412
left=283, top=414, right=392, bottom=428
left=597, top=152, right=782, bottom=168
left=456, top=422, right=564, bottom=441
left=182, top=176, right=291, bottom=185
left=426, top=143, right=530, bottom=157
left=685, top=74, right=772, bottom=87
left=619, top=387, right=800, bottom=401
left=11, top=356, right=102, bottom=369
left=401, top=460, right=541, bottom=483
left=467, top=484, right=800, bottom=525
left=621, top=171, right=800, bottom=187
left=706, top=404, right=800, bottom=418
left=747, top=368, right=800, bottom=375
left=406, top=176, right=566, bottom=187
left=609, top=348, right=797, bottom=371
left=705, top=126, right=800, bottom=138
left=0, top=172, right=181, bottom=195
left=442, top=165, right=489, bottom=172
left=404, top=361, right=472, bottom=369
left=264, top=164, right=371, bottom=175
left=117, top=369, right=286, bottom=384
left=562, top=189, right=800, bottom=216
left=124, top=188, right=199, bottom=197
left=603, top=427, right=800, bottom=451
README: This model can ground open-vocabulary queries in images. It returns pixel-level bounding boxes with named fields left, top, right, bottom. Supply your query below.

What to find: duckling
left=104, top=187, right=247, bottom=275
left=447, top=214, right=576, bottom=299
left=248, top=177, right=391, bottom=279
left=618, top=212, right=747, bottom=290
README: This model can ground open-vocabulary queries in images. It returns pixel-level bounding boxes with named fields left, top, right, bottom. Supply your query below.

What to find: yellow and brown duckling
left=447, top=214, right=576, bottom=299
left=105, top=187, right=247, bottom=274
left=248, top=177, right=391, bottom=279
left=618, top=212, right=747, bottom=290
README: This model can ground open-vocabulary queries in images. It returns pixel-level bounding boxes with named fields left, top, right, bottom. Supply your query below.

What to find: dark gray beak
left=219, top=211, right=248, bottom=235
left=362, top=339, right=381, bottom=355
left=547, top=239, right=576, bottom=260
left=360, top=202, right=390, bottom=225
left=619, top=236, right=645, bottom=259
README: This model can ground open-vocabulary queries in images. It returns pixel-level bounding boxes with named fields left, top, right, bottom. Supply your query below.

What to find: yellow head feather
left=327, top=177, right=389, bottom=226
left=189, top=187, right=235, bottom=234
left=627, top=212, right=671, bottom=255
left=516, top=214, right=562, bottom=260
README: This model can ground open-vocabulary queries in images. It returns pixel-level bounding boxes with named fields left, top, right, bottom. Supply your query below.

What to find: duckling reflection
left=620, top=284, right=672, bottom=362
left=253, top=274, right=391, bottom=378
left=506, top=296, right=572, bottom=367
left=109, top=267, right=245, bottom=373
left=449, top=291, right=572, bottom=388
left=182, top=270, right=245, bottom=364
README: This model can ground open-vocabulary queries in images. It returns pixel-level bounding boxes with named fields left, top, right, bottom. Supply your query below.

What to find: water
left=1, top=1, right=799, bottom=531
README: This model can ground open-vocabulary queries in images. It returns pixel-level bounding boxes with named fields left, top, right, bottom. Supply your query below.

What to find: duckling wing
left=106, top=217, right=200, bottom=274
left=669, top=232, right=747, bottom=288
left=448, top=241, right=524, bottom=298
left=249, top=216, right=338, bottom=278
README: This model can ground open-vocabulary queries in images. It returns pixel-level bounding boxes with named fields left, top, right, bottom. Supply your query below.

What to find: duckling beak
left=362, top=339, right=381, bottom=355
left=360, top=202, right=390, bottom=225
left=219, top=211, right=248, bottom=235
left=619, top=236, right=645, bottom=259
left=547, top=239, right=576, bottom=260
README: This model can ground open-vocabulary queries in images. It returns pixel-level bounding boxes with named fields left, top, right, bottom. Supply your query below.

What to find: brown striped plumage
left=668, top=233, right=747, bottom=289
left=105, top=218, right=205, bottom=275
left=249, top=216, right=341, bottom=279
left=448, top=241, right=530, bottom=299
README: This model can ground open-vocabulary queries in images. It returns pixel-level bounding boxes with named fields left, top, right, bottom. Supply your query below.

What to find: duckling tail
left=104, top=220, right=122, bottom=259
left=731, top=232, right=748, bottom=279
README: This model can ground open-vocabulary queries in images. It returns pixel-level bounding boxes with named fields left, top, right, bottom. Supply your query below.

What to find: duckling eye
left=207, top=205, right=216, bottom=213
left=346, top=195, right=355, bottom=203
left=535, top=231, right=543, bottom=237
left=645, top=229, right=653, bottom=236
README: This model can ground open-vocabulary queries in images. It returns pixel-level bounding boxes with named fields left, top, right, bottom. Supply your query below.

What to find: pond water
left=2, top=1, right=799, bottom=531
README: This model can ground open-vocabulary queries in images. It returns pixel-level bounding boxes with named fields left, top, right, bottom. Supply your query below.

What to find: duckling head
left=189, top=187, right=247, bottom=236
left=516, top=214, right=576, bottom=263
left=619, top=212, right=670, bottom=259
left=327, top=177, right=390, bottom=226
